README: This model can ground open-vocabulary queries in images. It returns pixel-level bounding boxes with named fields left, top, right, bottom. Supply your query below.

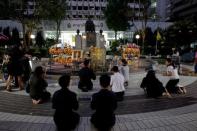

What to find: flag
left=156, top=31, right=161, bottom=41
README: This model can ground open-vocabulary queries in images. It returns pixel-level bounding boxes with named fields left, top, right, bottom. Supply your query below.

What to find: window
left=101, top=7, right=105, bottom=10
left=78, top=6, right=82, bottom=10
left=95, top=6, right=100, bottom=10
left=84, top=6, right=88, bottom=10
left=73, top=6, right=77, bottom=10
left=29, top=5, right=34, bottom=9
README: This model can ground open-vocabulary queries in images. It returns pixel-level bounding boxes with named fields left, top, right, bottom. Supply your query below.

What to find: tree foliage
left=35, top=31, right=45, bottom=47
left=165, top=20, right=197, bottom=48
left=1, top=0, right=41, bottom=49
left=38, top=0, right=67, bottom=42
left=10, top=28, right=21, bottom=46
left=104, top=0, right=130, bottom=39
left=0, top=0, right=11, bottom=19
left=129, top=0, right=151, bottom=54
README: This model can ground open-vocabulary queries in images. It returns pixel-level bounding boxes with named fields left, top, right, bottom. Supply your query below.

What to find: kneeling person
left=110, top=66, right=125, bottom=101
left=91, top=74, right=117, bottom=131
left=52, top=74, right=80, bottom=131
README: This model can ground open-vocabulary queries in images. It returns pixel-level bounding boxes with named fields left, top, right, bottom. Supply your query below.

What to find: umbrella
left=0, top=33, right=9, bottom=41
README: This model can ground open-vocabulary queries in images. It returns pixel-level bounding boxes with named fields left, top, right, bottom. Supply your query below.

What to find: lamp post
left=135, top=34, right=140, bottom=45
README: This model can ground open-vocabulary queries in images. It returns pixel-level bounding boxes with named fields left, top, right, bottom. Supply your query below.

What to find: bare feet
left=32, top=99, right=41, bottom=104
left=6, top=88, right=12, bottom=92
left=162, top=92, right=172, bottom=98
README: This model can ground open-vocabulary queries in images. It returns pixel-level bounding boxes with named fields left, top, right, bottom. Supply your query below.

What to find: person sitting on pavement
left=52, top=74, right=80, bottom=131
left=110, top=66, right=125, bottom=101
left=141, top=70, right=171, bottom=98
left=165, top=58, right=186, bottom=94
left=91, top=74, right=117, bottom=131
left=29, top=66, right=51, bottom=104
left=119, top=59, right=129, bottom=87
left=78, top=59, right=96, bottom=92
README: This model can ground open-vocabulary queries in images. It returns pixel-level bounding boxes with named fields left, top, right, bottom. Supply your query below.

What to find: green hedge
left=28, top=47, right=49, bottom=58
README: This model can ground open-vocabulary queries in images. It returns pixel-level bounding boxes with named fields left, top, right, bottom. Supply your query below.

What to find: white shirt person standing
left=110, top=66, right=125, bottom=101
left=119, top=59, right=129, bottom=87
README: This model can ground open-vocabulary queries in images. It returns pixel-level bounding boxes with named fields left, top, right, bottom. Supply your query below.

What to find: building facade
left=0, top=0, right=172, bottom=46
left=170, top=0, right=197, bottom=21
left=156, top=0, right=171, bottom=21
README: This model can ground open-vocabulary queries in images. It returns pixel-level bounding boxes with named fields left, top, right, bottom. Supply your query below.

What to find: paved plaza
left=0, top=63, right=197, bottom=130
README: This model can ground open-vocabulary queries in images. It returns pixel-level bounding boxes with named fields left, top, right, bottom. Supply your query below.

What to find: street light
left=135, top=34, right=140, bottom=45
left=30, top=34, right=35, bottom=39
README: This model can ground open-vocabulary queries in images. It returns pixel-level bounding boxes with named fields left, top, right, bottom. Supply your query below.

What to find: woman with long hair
left=141, top=70, right=169, bottom=98
left=29, top=66, right=51, bottom=104
left=165, top=58, right=186, bottom=94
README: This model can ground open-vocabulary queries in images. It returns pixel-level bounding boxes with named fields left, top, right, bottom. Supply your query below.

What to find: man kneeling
left=91, top=74, right=117, bottom=131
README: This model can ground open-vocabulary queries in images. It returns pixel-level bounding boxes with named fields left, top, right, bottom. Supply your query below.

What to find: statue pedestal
left=96, top=34, right=105, bottom=48
left=90, top=47, right=106, bottom=71
left=86, top=32, right=96, bottom=47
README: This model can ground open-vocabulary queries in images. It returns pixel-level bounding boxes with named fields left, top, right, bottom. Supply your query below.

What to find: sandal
left=6, top=88, right=12, bottom=92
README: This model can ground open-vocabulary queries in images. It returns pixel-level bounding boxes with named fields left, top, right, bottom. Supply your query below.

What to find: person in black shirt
left=52, top=74, right=80, bottom=131
left=30, top=66, right=50, bottom=104
left=140, top=70, right=170, bottom=98
left=78, top=60, right=96, bottom=92
left=91, top=74, right=117, bottom=131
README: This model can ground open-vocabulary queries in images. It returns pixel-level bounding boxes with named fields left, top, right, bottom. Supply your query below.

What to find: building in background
left=156, top=0, right=171, bottom=21
left=170, top=0, right=197, bottom=22
left=0, top=0, right=172, bottom=46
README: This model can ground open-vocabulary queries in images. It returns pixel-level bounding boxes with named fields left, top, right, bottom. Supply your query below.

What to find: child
left=119, top=59, right=129, bottom=87
left=110, top=66, right=125, bottom=101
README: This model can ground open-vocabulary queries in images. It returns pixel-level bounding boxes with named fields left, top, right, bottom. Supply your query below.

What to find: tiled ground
left=0, top=63, right=197, bottom=130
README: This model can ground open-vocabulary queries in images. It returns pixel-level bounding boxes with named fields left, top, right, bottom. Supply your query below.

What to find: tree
left=7, top=0, right=41, bottom=49
left=165, top=20, right=197, bottom=48
left=2, top=27, right=11, bottom=46
left=35, top=31, right=45, bottom=47
left=10, top=28, right=21, bottom=46
left=0, top=0, right=10, bottom=19
left=38, top=0, right=67, bottom=42
left=129, top=0, right=151, bottom=54
left=3, top=27, right=11, bottom=38
left=104, top=0, right=130, bottom=40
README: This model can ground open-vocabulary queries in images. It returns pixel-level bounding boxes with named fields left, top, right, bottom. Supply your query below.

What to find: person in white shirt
left=119, top=59, right=129, bottom=87
left=165, top=58, right=186, bottom=94
left=110, top=66, right=125, bottom=101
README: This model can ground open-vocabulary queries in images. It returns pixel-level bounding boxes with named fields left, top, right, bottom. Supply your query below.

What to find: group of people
left=1, top=50, right=189, bottom=131
left=1, top=45, right=31, bottom=92
left=78, top=59, right=129, bottom=101
left=24, top=59, right=129, bottom=131
left=1, top=45, right=50, bottom=104
left=141, top=58, right=187, bottom=98
left=53, top=73, right=117, bottom=131
left=52, top=57, right=188, bottom=131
